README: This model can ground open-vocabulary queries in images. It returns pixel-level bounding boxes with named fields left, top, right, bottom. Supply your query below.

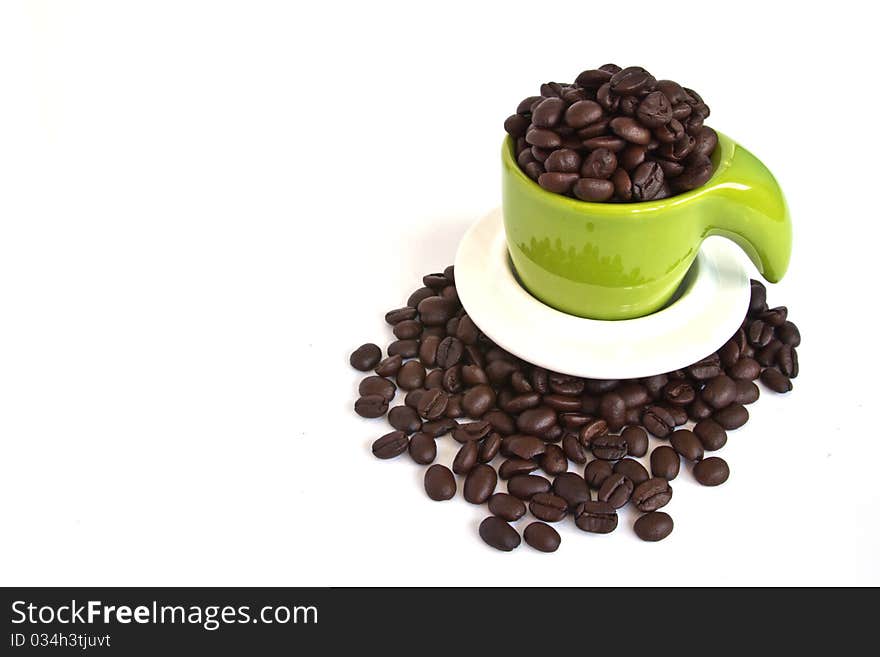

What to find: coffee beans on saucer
left=351, top=271, right=800, bottom=550
left=504, top=64, right=716, bottom=202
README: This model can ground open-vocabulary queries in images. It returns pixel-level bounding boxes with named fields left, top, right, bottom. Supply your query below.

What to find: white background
left=1, top=0, right=878, bottom=586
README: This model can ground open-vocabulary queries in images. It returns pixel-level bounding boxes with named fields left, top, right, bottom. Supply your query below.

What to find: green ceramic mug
left=501, top=132, right=792, bottom=319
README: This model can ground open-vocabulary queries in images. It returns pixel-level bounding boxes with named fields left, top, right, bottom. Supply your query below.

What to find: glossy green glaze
left=501, top=132, right=791, bottom=319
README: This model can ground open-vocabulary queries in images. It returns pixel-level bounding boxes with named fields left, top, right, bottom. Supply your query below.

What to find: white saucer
left=454, top=208, right=750, bottom=379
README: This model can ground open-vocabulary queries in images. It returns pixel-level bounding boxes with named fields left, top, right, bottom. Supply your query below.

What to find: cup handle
left=701, top=137, right=792, bottom=283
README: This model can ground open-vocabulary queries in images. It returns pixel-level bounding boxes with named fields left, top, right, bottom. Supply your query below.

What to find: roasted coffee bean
left=517, top=406, right=558, bottom=436
left=756, top=339, right=784, bottom=367
left=640, top=374, right=668, bottom=399
left=651, top=445, right=680, bottom=480
left=610, top=66, right=656, bottom=95
left=355, top=394, right=389, bottom=418
left=553, top=472, right=590, bottom=509
left=714, top=403, right=749, bottom=429
left=694, top=457, right=730, bottom=486
left=388, top=405, right=422, bottom=433
left=478, top=432, right=501, bottom=463
left=574, top=500, right=618, bottom=534
left=729, top=357, right=761, bottom=380
left=761, top=368, right=793, bottom=393
left=435, top=336, right=464, bottom=369
left=654, top=118, right=685, bottom=143
left=488, top=493, right=526, bottom=522
left=479, top=516, right=520, bottom=552
left=374, top=354, right=403, bottom=378
left=459, top=365, right=488, bottom=387
left=499, top=458, right=539, bottom=479
left=532, top=97, right=566, bottom=128
left=596, top=83, right=619, bottom=112
left=631, top=477, right=673, bottom=512
left=540, top=444, right=568, bottom=476
left=550, top=374, right=585, bottom=394
left=416, top=388, right=449, bottom=420
left=591, top=433, right=628, bottom=460
left=672, top=156, right=714, bottom=192
left=670, top=429, right=704, bottom=462
left=664, top=380, right=696, bottom=406
left=688, top=354, right=723, bottom=380
left=543, top=394, right=583, bottom=413
left=396, top=361, right=426, bottom=391
left=560, top=413, right=591, bottom=429
left=581, top=395, right=599, bottom=415
left=509, top=371, right=532, bottom=393
left=749, top=279, right=768, bottom=314
left=424, top=369, right=443, bottom=390
left=584, top=459, right=614, bottom=489
left=693, top=419, right=727, bottom=452
left=777, top=345, right=798, bottom=378
left=631, top=161, right=664, bottom=200
left=778, top=321, right=801, bottom=347
left=565, top=99, right=604, bottom=128
left=484, top=409, right=516, bottom=435
left=702, top=375, right=737, bottom=409
left=388, top=339, right=419, bottom=358
left=736, top=380, right=760, bottom=405
left=385, top=307, right=417, bottom=325
left=545, top=148, right=583, bottom=174
left=575, top=68, right=613, bottom=89
left=581, top=148, right=618, bottom=178
left=573, top=177, right=615, bottom=201
left=636, top=91, right=673, bottom=127
left=597, top=472, right=633, bottom=509
left=502, top=434, right=547, bottom=460
left=452, top=440, right=479, bottom=475
left=524, top=522, right=561, bottom=552
left=501, top=392, right=541, bottom=414
left=621, top=426, right=648, bottom=457
left=718, top=339, right=740, bottom=369
left=529, top=493, right=568, bottom=522
left=350, top=343, right=382, bottom=371
left=616, top=383, right=650, bottom=408
left=634, top=511, right=673, bottom=541
left=508, top=473, right=552, bottom=500
left=667, top=405, right=688, bottom=426
left=418, top=335, right=441, bottom=367
left=748, top=320, right=774, bottom=348
left=392, top=320, right=422, bottom=340
left=642, top=405, right=675, bottom=437
left=416, top=296, right=454, bottom=327
left=407, top=286, right=434, bottom=309
left=452, top=420, right=492, bottom=443
left=371, top=431, right=410, bottom=463
left=464, top=464, right=497, bottom=504
left=688, top=396, right=714, bottom=421
left=611, top=168, right=632, bottom=200
left=485, top=359, right=519, bottom=385
left=442, top=365, right=463, bottom=394
left=563, top=433, right=588, bottom=464
left=461, top=384, right=495, bottom=418
left=539, top=171, right=579, bottom=194
left=599, top=393, right=626, bottom=431
left=613, top=459, right=649, bottom=488
left=583, top=135, right=626, bottom=152
left=579, top=418, right=608, bottom=445
left=424, top=464, right=456, bottom=501
left=526, top=127, right=562, bottom=149
left=408, top=432, right=436, bottom=465
left=759, top=306, right=787, bottom=327
left=422, top=417, right=458, bottom=438
left=610, top=116, right=652, bottom=145
left=445, top=394, right=463, bottom=418
left=359, top=375, right=396, bottom=402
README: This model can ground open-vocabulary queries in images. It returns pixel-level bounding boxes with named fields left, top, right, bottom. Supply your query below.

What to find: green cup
left=502, top=133, right=792, bottom=319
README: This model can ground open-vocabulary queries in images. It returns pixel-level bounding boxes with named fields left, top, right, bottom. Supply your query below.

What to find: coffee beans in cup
left=504, top=64, right=716, bottom=202
left=351, top=271, right=800, bottom=549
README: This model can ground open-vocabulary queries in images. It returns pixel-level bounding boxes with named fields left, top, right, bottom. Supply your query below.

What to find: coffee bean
left=670, top=429, right=704, bottom=462
left=636, top=91, right=673, bottom=127
left=359, top=375, right=396, bottom=402
left=591, top=433, right=628, bottom=460
left=540, top=444, right=568, bottom=476
left=614, top=458, right=650, bottom=486
left=565, top=99, right=604, bottom=128
left=374, top=354, right=403, bottom=378
left=486, top=493, right=525, bottom=523
left=418, top=335, right=441, bottom=367
left=756, top=339, right=783, bottom=367
left=651, top=445, right=680, bottom=480
left=693, top=419, right=727, bottom=452
left=563, top=433, right=588, bottom=464
left=688, top=354, right=723, bottom=380
left=664, top=380, right=696, bottom=406
left=621, top=426, right=649, bottom=457
left=478, top=432, right=502, bottom=463
left=392, top=320, right=421, bottom=340
left=442, top=365, right=463, bottom=394
left=435, top=336, right=464, bottom=369
left=424, top=464, right=456, bottom=500
left=598, top=393, right=627, bottom=431
left=464, top=464, right=497, bottom=504
left=632, top=477, right=673, bottom=512
left=486, top=359, right=519, bottom=385
left=761, top=368, right=793, bottom=393
left=584, top=459, right=614, bottom=489
left=524, top=522, right=561, bottom=552
left=452, top=441, right=479, bottom=475
left=424, top=369, right=443, bottom=389
left=580, top=148, right=618, bottom=179
left=517, top=406, right=558, bottom=437
left=388, top=339, right=419, bottom=358
left=749, top=280, right=767, bottom=315
left=538, top=171, right=579, bottom=194
left=385, top=307, right=417, bottom=325
left=501, top=434, right=547, bottom=460
left=355, top=394, right=389, bottom=418
left=545, top=148, right=583, bottom=173
left=479, top=516, right=521, bottom=551
left=597, top=472, right=633, bottom=508
left=610, top=117, right=652, bottom=145
left=484, top=409, right=516, bottom=435
left=499, top=458, right=539, bottom=479
left=642, top=405, right=675, bottom=437
left=452, top=420, right=492, bottom=443
left=408, top=432, right=436, bottom=465
left=634, top=511, right=673, bottom=541
left=552, top=472, right=590, bottom=508
left=350, top=343, right=381, bottom=371
left=631, top=161, right=664, bottom=200
left=416, top=388, right=449, bottom=420
left=688, top=396, right=714, bottom=421
left=388, top=405, right=422, bottom=433
left=610, top=66, right=656, bottom=95
left=573, top=177, right=615, bottom=201
left=574, top=500, right=618, bottom=534
left=529, top=493, right=568, bottom=522
left=654, top=118, right=685, bottom=143
left=461, top=384, right=496, bottom=418
left=714, top=403, right=749, bottom=429
left=396, top=361, right=426, bottom=391
left=422, top=418, right=458, bottom=438
left=748, top=320, right=774, bottom=348
left=702, top=375, right=738, bottom=409
left=777, top=345, right=798, bottom=378
left=507, top=474, right=552, bottom=500
left=729, top=357, right=761, bottom=380
left=575, top=68, right=613, bottom=89
left=667, top=404, right=688, bottom=426
left=777, top=321, right=801, bottom=347
left=532, top=97, right=566, bottom=128
left=693, top=457, right=730, bottom=486
left=611, top=168, right=632, bottom=200
left=407, top=286, right=434, bottom=309
left=735, top=380, right=760, bottom=405
left=526, top=126, right=562, bottom=149
left=371, top=431, right=409, bottom=459
left=579, top=418, right=609, bottom=445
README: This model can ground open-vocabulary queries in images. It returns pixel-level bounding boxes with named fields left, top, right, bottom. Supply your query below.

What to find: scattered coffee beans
left=353, top=272, right=800, bottom=549
left=505, top=65, right=716, bottom=202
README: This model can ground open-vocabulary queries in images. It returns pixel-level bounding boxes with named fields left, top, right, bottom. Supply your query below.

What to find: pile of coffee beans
left=351, top=268, right=800, bottom=551
left=503, top=64, right=716, bottom=201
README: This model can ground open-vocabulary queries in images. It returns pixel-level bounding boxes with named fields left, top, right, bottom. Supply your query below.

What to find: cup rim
left=503, top=131, right=734, bottom=214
